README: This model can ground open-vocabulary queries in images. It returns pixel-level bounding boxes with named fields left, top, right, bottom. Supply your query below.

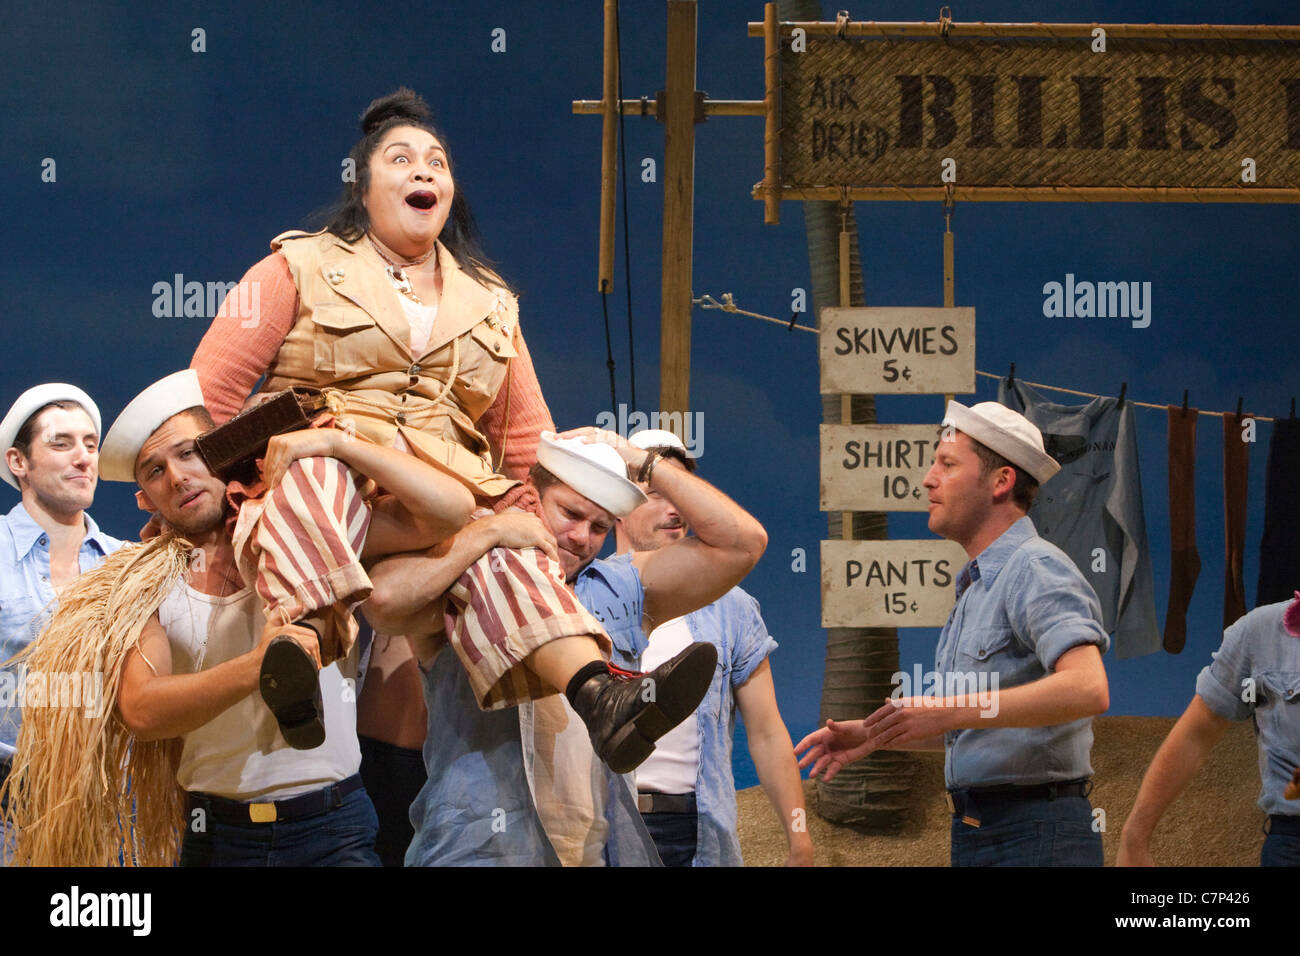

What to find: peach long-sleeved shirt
left=190, top=251, right=554, bottom=513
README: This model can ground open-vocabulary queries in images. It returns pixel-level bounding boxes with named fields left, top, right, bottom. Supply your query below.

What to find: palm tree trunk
left=780, top=0, right=915, bottom=829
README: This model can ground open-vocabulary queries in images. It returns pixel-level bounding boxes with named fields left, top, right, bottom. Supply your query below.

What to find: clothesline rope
left=694, top=293, right=1281, bottom=423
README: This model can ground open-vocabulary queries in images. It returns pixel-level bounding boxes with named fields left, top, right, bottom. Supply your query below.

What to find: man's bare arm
left=860, top=643, right=1109, bottom=752
left=962, top=643, right=1109, bottom=729
left=261, top=428, right=475, bottom=558
left=364, top=512, right=558, bottom=636
left=1117, top=696, right=1231, bottom=866
left=118, top=615, right=319, bottom=740
left=735, top=661, right=813, bottom=865
left=630, top=462, right=767, bottom=630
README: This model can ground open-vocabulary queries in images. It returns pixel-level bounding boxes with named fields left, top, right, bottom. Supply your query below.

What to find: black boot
left=568, top=643, right=717, bottom=774
left=259, top=632, right=325, bottom=750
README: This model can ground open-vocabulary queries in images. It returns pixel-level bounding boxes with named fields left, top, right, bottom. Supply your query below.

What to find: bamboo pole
left=572, top=99, right=764, bottom=116
left=753, top=184, right=1300, bottom=204
left=838, top=205, right=852, bottom=540
left=597, top=0, right=619, bottom=293
left=944, top=195, right=955, bottom=409
left=763, top=2, right=780, bottom=225
left=746, top=20, right=1300, bottom=40
left=660, top=0, right=697, bottom=421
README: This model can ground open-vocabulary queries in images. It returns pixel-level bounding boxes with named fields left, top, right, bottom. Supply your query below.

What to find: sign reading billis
left=779, top=33, right=1300, bottom=193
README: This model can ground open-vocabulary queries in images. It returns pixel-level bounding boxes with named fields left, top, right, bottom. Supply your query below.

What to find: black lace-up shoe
left=571, top=642, right=717, bottom=774
left=259, top=635, right=325, bottom=750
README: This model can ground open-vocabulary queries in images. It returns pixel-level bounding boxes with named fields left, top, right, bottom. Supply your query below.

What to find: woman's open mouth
left=405, top=191, right=437, bottom=210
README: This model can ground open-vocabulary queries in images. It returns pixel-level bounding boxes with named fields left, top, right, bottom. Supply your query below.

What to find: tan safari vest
left=264, top=229, right=521, bottom=498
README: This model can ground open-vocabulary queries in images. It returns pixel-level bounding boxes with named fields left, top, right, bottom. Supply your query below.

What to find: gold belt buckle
left=249, top=802, right=277, bottom=823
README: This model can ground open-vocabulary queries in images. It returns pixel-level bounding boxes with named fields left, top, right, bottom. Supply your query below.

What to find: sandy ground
left=737, top=715, right=1265, bottom=866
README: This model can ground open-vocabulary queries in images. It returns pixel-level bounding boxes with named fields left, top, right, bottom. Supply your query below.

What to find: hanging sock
left=1222, top=414, right=1250, bottom=629
left=1257, top=418, right=1300, bottom=607
left=1163, top=405, right=1201, bottom=654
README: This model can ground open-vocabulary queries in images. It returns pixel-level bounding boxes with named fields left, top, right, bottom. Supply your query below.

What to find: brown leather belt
left=186, top=774, right=363, bottom=825
left=637, top=791, right=697, bottom=814
left=945, top=778, right=1092, bottom=827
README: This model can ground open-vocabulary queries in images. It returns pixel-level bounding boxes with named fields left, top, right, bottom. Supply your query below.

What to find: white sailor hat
left=628, top=428, right=687, bottom=455
left=627, top=427, right=696, bottom=472
left=0, top=383, right=103, bottom=490
left=942, top=400, right=1061, bottom=484
left=100, top=370, right=207, bottom=483
left=537, top=431, right=647, bottom=518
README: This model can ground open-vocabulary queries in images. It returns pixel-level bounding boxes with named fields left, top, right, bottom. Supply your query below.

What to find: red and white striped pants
left=443, top=535, right=612, bottom=710
left=231, top=456, right=373, bottom=665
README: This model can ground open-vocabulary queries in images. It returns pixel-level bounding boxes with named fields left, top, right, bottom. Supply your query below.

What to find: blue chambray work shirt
left=406, top=553, right=660, bottom=866
left=1194, top=600, right=1300, bottom=816
left=606, top=585, right=778, bottom=867
left=936, top=516, right=1109, bottom=790
left=0, top=501, right=123, bottom=760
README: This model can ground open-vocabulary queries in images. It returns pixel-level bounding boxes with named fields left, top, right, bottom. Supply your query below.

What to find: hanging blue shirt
left=998, top=379, right=1159, bottom=658
left=0, top=501, right=123, bottom=760
left=1194, top=600, right=1300, bottom=816
left=936, top=516, right=1110, bottom=790
left=606, top=586, right=778, bottom=866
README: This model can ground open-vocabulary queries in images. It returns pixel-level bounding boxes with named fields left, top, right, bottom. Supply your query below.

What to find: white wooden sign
left=821, top=539, right=969, bottom=628
left=819, top=307, right=974, bottom=395
left=820, top=424, right=942, bottom=512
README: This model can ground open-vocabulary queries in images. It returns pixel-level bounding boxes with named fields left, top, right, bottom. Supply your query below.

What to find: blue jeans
left=640, top=811, right=697, bottom=867
left=1261, top=827, right=1300, bottom=867
left=949, top=795, right=1102, bottom=867
left=181, top=787, right=381, bottom=867
left=359, top=736, right=426, bottom=868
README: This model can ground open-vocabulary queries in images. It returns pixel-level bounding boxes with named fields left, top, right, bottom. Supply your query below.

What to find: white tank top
left=157, top=583, right=360, bottom=800
left=633, top=616, right=701, bottom=795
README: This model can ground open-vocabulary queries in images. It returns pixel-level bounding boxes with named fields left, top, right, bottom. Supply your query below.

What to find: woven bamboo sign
left=780, top=35, right=1300, bottom=193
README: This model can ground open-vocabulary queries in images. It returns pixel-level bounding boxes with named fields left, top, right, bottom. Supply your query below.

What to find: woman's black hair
left=317, top=88, right=509, bottom=291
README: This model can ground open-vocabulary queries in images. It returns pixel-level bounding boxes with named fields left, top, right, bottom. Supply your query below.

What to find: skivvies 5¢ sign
left=819, top=307, right=974, bottom=394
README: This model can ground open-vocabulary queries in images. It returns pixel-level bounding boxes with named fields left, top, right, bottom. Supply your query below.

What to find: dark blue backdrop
left=3, top=1, right=1296, bottom=789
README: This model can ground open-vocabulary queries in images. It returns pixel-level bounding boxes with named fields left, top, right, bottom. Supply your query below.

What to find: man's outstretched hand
left=794, top=717, right=874, bottom=782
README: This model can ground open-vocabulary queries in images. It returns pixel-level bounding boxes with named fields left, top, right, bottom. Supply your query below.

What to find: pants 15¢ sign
left=820, top=307, right=974, bottom=394
left=821, top=424, right=941, bottom=511
left=821, top=539, right=968, bottom=627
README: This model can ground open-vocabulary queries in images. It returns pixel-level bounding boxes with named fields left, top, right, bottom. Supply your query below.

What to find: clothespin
left=1182, top=389, right=1189, bottom=416
left=1235, top=396, right=1243, bottom=419
left=1117, top=382, right=1127, bottom=410
left=1290, top=397, right=1296, bottom=420
left=1007, top=362, right=1016, bottom=388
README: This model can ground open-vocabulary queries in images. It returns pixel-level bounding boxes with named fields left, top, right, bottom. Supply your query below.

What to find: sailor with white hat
left=0, top=382, right=123, bottom=807
left=407, top=420, right=775, bottom=864
left=0, top=383, right=103, bottom=490
left=536, top=430, right=648, bottom=522
left=98, top=369, right=206, bottom=483
left=941, top=400, right=1061, bottom=484
left=797, top=396, right=1112, bottom=868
